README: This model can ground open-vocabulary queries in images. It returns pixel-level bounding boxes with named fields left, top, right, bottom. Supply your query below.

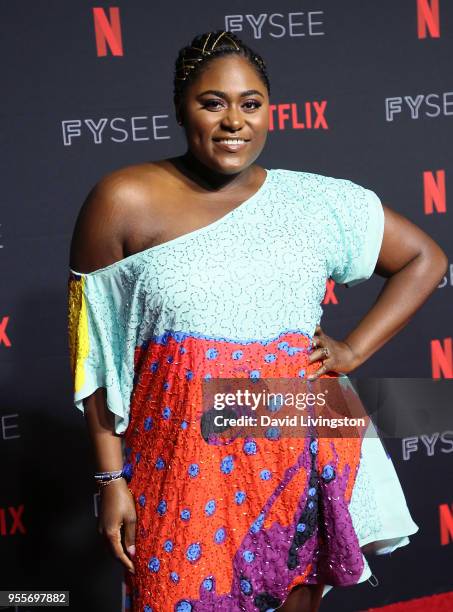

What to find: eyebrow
left=197, top=89, right=265, bottom=99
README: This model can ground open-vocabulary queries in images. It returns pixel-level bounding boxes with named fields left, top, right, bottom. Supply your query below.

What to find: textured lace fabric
left=67, top=168, right=418, bottom=611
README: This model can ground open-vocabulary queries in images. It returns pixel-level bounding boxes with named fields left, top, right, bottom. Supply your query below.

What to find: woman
left=68, top=30, right=447, bottom=612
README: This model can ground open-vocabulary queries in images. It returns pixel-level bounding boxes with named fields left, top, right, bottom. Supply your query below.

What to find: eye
left=202, top=99, right=225, bottom=110
left=243, top=100, right=262, bottom=111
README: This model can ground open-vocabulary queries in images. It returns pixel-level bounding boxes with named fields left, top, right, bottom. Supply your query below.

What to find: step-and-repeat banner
left=1, top=2, right=452, bottom=611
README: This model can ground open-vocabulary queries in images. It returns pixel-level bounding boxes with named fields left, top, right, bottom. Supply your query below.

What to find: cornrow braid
left=173, top=30, right=270, bottom=111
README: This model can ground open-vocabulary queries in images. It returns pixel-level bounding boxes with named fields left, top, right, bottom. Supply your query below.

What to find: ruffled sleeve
left=67, top=269, right=132, bottom=435
left=326, top=180, right=385, bottom=288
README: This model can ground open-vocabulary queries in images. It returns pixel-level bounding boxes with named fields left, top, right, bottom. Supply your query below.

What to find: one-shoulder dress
left=67, top=168, right=419, bottom=612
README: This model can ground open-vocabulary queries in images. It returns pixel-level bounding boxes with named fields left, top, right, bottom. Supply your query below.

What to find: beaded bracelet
left=94, top=469, right=124, bottom=488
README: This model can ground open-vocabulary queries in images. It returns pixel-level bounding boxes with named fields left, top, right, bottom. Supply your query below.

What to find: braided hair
left=173, top=30, right=271, bottom=114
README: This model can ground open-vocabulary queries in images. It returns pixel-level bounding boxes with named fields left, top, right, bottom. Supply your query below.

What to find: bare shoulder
left=69, top=161, right=167, bottom=273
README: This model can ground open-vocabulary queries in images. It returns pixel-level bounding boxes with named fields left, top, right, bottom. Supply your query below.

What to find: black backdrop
left=1, top=2, right=452, bottom=611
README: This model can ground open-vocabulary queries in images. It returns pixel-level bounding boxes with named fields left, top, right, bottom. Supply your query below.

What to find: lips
left=213, top=138, right=250, bottom=152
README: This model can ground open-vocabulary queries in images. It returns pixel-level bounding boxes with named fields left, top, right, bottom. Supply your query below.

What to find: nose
left=221, top=105, right=244, bottom=131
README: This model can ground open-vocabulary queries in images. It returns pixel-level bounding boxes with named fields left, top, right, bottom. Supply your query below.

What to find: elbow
left=419, top=243, right=449, bottom=285
left=431, top=244, right=448, bottom=276
left=440, top=252, right=449, bottom=278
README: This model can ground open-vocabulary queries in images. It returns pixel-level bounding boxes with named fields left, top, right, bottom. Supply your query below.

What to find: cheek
left=251, top=119, right=269, bottom=143
left=249, top=109, right=269, bottom=131
left=185, top=119, right=215, bottom=143
left=254, top=117, right=269, bottom=133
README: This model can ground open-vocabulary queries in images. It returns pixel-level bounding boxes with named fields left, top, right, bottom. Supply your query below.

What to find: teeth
left=218, top=139, right=246, bottom=144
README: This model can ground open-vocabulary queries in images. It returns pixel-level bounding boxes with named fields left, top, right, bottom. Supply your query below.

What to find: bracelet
left=97, top=477, right=125, bottom=489
left=94, top=469, right=124, bottom=488
left=94, top=469, right=123, bottom=480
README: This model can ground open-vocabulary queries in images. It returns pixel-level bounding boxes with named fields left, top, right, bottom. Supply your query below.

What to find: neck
left=172, top=150, right=252, bottom=192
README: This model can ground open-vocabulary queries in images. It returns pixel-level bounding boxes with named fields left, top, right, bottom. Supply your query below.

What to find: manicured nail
left=127, top=545, right=136, bottom=557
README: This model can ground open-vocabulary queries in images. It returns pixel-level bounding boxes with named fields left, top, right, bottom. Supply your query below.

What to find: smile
left=213, top=138, right=249, bottom=152
left=216, top=139, right=248, bottom=144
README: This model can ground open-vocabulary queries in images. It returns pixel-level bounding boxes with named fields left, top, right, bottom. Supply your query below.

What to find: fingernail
left=127, top=545, right=136, bottom=557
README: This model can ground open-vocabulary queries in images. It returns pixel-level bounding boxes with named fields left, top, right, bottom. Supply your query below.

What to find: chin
left=210, top=157, right=252, bottom=175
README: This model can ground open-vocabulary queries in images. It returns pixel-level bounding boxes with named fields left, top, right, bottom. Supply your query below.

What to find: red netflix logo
left=424, top=170, right=447, bottom=214
left=323, top=279, right=338, bottom=305
left=431, top=337, right=453, bottom=378
left=439, top=502, right=453, bottom=545
left=0, top=316, right=11, bottom=348
left=269, top=102, right=328, bottom=131
left=93, top=7, right=123, bottom=56
left=417, top=0, right=440, bottom=39
left=0, top=505, right=25, bottom=536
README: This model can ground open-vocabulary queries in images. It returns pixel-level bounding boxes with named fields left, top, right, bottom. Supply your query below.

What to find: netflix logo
left=0, top=504, right=25, bottom=536
left=431, top=337, right=453, bottom=379
left=323, top=279, right=338, bottom=305
left=93, top=7, right=123, bottom=57
left=439, top=502, right=453, bottom=546
left=0, top=315, right=11, bottom=348
left=417, top=0, right=441, bottom=39
left=424, top=170, right=447, bottom=214
left=269, top=101, right=328, bottom=131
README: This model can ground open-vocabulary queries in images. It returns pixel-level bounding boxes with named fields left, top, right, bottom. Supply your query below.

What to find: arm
left=308, top=204, right=448, bottom=378
left=70, top=175, right=137, bottom=573
left=83, top=390, right=136, bottom=574
left=84, top=388, right=124, bottom=472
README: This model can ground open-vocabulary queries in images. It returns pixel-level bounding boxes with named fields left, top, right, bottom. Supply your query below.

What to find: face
left=177, top=55, right=269, bottom=175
